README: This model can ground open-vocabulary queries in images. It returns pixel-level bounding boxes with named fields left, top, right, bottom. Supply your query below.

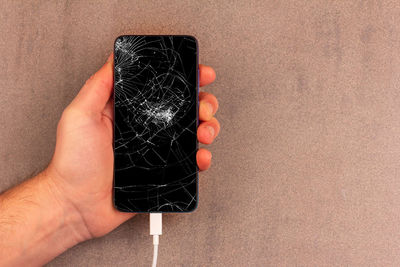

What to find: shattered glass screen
left=113, top=36, right=198, bottom=212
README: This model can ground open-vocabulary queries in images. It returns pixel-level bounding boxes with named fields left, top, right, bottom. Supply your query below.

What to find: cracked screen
left=113, top=35, right=198, bottom=212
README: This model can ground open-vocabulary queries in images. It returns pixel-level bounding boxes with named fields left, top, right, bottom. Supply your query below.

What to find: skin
left=0, top=55, right=220, bottom=266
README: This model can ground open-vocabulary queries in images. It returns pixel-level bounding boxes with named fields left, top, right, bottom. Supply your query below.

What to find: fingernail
left=205, top=102, right=213, bottom=116
left=206, top=126, right=215, bottom=138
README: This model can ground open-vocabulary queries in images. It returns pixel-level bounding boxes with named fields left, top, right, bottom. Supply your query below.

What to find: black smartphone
left=113, top=35, right=198, bottom=213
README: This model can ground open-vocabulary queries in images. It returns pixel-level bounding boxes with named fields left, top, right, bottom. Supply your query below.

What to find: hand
left=46, top=54, right=220, bottom=239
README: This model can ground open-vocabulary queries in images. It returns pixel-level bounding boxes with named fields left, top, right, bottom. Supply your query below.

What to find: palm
left=52, top=105, right=130, bottom=237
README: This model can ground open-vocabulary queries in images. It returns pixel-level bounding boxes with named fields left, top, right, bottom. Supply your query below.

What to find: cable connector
left=150, top=213, right=162, bottom=267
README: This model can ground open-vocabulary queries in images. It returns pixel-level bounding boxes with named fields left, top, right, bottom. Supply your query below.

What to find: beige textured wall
left=2, top=1, right=400, bottom=266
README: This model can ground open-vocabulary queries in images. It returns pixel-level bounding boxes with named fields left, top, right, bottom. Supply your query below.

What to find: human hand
left=46, top=54, right=220, bottom=240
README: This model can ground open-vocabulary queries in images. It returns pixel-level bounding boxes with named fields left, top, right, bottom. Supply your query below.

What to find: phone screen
left=113, top=35, right=198, bottom=212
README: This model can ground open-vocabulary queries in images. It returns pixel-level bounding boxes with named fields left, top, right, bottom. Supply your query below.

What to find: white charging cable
left=150, top=213, right=162, bottom=267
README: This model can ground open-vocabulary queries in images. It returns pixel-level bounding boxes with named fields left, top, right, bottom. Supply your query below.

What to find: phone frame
left=112, top=35, right=199, bottom=213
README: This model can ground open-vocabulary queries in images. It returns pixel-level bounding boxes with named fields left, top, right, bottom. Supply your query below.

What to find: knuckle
left=60, top=106, right=81, bottom=122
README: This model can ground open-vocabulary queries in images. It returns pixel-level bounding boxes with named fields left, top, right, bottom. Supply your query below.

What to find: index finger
left=199, top=64, right=216, bottom=87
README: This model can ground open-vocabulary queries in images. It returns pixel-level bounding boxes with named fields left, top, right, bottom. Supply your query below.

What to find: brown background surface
left=2, top=0, right=400, bottom=266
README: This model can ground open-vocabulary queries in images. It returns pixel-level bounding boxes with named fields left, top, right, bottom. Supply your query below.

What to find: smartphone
left=113, top=35, right=198, bottom=213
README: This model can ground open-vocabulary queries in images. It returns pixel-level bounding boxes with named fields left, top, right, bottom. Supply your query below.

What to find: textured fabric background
left=2, top=1, right=400, bottom=266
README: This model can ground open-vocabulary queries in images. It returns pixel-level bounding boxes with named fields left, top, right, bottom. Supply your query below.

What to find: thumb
left=70, top=54, right=114, bottom=114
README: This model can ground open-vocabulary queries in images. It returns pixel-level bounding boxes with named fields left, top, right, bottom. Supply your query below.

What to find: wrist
left=41, top=167, right=93, bottom=243
left=0, top=170, right=90, bottom=266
